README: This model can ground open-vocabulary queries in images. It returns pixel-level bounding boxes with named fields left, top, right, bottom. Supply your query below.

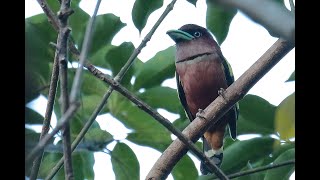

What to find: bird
left=166, top=24, right=239, bottom=175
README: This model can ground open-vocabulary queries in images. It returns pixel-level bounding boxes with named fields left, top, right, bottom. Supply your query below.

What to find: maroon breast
left=176, top=53, right=227, bottom=117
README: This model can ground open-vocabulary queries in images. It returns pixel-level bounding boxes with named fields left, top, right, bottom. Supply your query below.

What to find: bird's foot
left=196, top=109, right=207, bottom=120
left=218, top=88, right=226, bottom=99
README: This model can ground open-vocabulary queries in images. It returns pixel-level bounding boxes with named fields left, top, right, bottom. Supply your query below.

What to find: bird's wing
left=176, top=72, right=194, bottom=121
left=221, top=57, right=239, bottom=140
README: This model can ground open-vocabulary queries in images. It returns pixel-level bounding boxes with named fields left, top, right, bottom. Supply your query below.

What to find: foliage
left=25, top=0, right=294, bottom=179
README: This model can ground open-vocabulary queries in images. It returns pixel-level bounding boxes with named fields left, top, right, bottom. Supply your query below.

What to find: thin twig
left=215, top=0, right=295, bottom=43
left=69, top=0, right=102, bottom=103
left=44, top=0, right=178, bottom=179
left=226, top=160, right=295, bottom=179
left=29, top=31, right=60, bottom=180
left=36, top=0, right=59, bottom=31
left=57, top=0, right=73, bottom=179
left=146, top=39, right=294, bottom=179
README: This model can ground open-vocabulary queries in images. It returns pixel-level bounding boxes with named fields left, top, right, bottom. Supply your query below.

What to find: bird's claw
left=196, top=109, right=207, bottom=120
left=218, top=88, right=226, bottom=99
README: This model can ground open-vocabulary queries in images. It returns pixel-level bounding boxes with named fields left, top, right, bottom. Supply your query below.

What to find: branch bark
left=57, top=0, right=73, bottom=179
left=29, top=27, right=60, bottom=180
left=146, top=39, right=294, bottom=179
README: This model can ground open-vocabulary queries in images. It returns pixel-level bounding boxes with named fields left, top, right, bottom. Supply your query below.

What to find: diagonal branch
left=146, top=39, right=294, bottom=179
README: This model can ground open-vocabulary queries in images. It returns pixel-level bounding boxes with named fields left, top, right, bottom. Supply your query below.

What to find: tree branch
left=214, top=0, right=295, bottom=43
left=29, top=28, right=60, bottom=180
left=57, top=0, right=73, bottom=179
left=146, top=39, right=294, bottom=179
left=225, top=159, right=295, bottom=179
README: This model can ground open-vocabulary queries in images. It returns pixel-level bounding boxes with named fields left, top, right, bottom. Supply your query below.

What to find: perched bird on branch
left=167, top=24, right=239, bottom=175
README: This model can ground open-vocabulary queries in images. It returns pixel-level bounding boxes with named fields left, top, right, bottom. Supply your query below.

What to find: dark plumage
left=167, top=24, right=239, bottom=174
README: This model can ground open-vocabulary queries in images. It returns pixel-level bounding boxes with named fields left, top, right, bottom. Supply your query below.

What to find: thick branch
left=146, top=39, right=294, bottom=179
left=215, top=0, right=295, bottom=43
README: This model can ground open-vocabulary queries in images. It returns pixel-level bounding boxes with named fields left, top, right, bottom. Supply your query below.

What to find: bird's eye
left=194, top=32, right=202, bottom=37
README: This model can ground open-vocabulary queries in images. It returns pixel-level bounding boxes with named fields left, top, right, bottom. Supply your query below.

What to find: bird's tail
left=200, top=136, right=223, bottom=175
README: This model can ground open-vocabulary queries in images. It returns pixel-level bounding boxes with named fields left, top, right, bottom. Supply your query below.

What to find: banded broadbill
left=166, top=24, right=239, bottom=174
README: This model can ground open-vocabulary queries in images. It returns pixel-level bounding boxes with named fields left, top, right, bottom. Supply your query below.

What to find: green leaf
left=72, top=152, right=95, bottom=180
left=84, top=128, right=114, bottom=147
left=206, top=0, right=237, bottom=45
left=186, top=0, right=198, bottom=6
left=286, top=71, right=295, bottom=82
left=134, top=46, right=175, bottom=90
left=105, top=42, right=136, bottom=87
left=172, top=155, right=198, bottom=180
left=25, top=107, right=43, bottom=124
left=25, top=14, right=57, bottom=103
left=132, top=0, right=163, bottom=33
left=111, top=142, right=140, bottom=180
left=263, top=142, right=295, bottom=165
left=110, top=96, right=171, bottom=151
left=89, top=14, right=126, bottom=57
left=138, top=86, right=182, bottom=114
left=221, top=137, right=275, bottom=174
left=69, top=7, right=90, bottom=48
left=264, top=149, right=295, bottom=180
left=38, top=152, right=64, bottom=179
left=237, top=95, right=276, bottom=135
left=275, top=93, right=295, bottom=140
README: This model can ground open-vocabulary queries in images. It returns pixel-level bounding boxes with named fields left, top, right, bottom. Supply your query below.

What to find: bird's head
left=166, top=24, right=220, bottom=62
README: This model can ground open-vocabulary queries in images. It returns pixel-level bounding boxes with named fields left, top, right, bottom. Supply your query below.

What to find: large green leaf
left=37, top=152, right=64, bottom=179
left=134, top=46, right=175, bottom=90
left=172, top=155, right=198, bottom=180
left=104, top=42, right=136, bottom=87
left=37, top=151, right=95, bottom=180
left=264, top=149, right=295, bottom=180
left=111, top=142, right=140, bottom=180
left=221, top=137, right=275, bottom=174
left=109, top=94, right=172, bottom=151
left=84, top=128, right=114, bottom=149
left=132, top=0, right=163, bottom=33
left=237, top=95, right=276, bottom=135
left=138, top=86, right=182, bottom=114
left=69, top=7, right=90, bottom=48
left=206, top=0, right=237, bottom=45
left=275, top=93, right=295, bottom=141
left=72, top=152, right=95, bottom=180
left=25, top=107, right=43, bottom=124
left=25, top=14, right=57, bottom=103
left=263, top=142, right=295, bottom=165
left=88, top=14, right=126, bottom=57
left=234, top=161, right=265, bottom=180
